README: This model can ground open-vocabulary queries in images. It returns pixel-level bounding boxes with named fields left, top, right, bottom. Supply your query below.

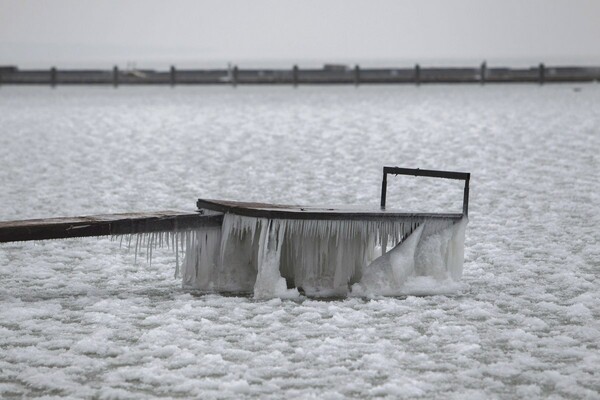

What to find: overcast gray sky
left=1, top=0, right=599, bottom=68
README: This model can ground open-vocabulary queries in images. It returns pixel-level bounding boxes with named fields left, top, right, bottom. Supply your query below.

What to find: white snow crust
left=1, top=85, right=599, bottom=398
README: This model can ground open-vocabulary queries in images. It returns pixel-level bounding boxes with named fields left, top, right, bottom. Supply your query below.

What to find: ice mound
left=354, top=225, right=424, bottom=295
left=181, top=214, right=467, bottom=298
left=353, top=217, right=468, bottom=296
left=415, top=216, right=467, bottom=281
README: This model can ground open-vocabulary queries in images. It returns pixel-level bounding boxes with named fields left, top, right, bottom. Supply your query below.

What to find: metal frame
left=380, top=167, right=470, bottom=216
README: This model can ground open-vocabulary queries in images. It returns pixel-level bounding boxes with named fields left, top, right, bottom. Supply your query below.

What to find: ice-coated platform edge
left=0, top=211, right=223, bottom=242
left=197, top=198, right=464, bottom=221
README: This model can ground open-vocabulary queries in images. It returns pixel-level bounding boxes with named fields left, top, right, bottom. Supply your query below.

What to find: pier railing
left=380, top=167, right=470, bottom=217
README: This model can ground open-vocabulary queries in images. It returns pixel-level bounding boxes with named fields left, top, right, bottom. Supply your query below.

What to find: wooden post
left=539, top=63, right=545, bottom=85
left=415, top=64, right=421, bottom=85
left=50, top=66, right=57, bottom=88
left=354, top=64, right=360, bottom=86
left=113, top=65, right=119, bottom=87
left=170, top=65, right=176, bottom=87
left=480, top=61, right=486, bottom=85
left=292, top=64, right=299, bottom=87
left=232, top=65, right=238, bottom=87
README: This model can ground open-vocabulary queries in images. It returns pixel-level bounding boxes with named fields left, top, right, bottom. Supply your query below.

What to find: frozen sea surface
left=0, top=85, right=599, bottom=399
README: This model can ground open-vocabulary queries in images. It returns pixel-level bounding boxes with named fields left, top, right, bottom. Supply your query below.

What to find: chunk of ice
left=353, top=217, right=468, bottom=296
left=355, top=224, right=424, bottom=295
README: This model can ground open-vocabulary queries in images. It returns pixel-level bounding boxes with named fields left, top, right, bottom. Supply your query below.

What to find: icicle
left=174, top=232, right=179, bottom=278
left=253, top=218, right=298, bottom=299
left=110, top=212, right=467, bottom=297
left=134, top=234, right=140, bottom=264
left=148, top=233, right=154, bottom=267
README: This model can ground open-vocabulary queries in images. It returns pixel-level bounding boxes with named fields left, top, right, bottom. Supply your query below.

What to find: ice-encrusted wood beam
left=0, top=211, right=223, bottom=243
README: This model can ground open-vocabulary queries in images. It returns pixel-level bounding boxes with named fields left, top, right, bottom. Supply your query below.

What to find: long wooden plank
left=0, top=211, right=223, bottom=243
left=197, top=199, right=463, bottom=221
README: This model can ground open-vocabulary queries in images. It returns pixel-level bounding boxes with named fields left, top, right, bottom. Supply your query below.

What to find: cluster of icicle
left=177, top=214, right=468, bottom=298
left=113, top=230, right=196, bottom=277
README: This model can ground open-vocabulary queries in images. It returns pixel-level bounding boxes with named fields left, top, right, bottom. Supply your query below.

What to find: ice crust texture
left=1, top=85, right=599, bottom=399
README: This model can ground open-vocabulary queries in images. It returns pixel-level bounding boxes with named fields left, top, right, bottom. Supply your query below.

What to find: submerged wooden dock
left=184, top=167, right=470, bottom=295
left=0, top=211, right=222, bottom=243
left=0, top=167, right=469, bottom=245
left=0, top=167, right=471, bottom=298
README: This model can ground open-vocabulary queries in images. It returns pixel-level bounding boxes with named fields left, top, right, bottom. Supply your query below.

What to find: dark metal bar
left=380, top=166, right=470, bottom=217
left=354, top=65, right=360, bottom=86
left=463, top=176, right=470, bottom=216
left=383, top=167, right=470, bottom=181
left=380, top=172, right=388, bottom=208
left=0, top=211, right=223, bottom=243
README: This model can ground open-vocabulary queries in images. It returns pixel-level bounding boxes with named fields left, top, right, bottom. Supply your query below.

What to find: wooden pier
left=0, top=211, right=222, bottom=243
left=0, top=167, right=469, bottom=244
left=1, top=64, right=599, bottom=86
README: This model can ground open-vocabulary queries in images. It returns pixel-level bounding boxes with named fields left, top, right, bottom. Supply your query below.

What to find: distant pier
left=1, top=64, right=599, bottom=86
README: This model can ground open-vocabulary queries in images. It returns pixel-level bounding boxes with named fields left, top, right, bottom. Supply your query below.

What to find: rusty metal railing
left=380, top=167, right=470, bottom=217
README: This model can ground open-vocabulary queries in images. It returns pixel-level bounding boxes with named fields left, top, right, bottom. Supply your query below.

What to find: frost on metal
left=180, top=214, right=468, bottom=298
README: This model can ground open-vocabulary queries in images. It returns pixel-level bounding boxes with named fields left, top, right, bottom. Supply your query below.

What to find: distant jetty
left=1, top=63, right=599, bottom=86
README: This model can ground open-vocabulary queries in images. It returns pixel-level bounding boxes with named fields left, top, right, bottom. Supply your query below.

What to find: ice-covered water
left=1, top=85, right=599, bottom=398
